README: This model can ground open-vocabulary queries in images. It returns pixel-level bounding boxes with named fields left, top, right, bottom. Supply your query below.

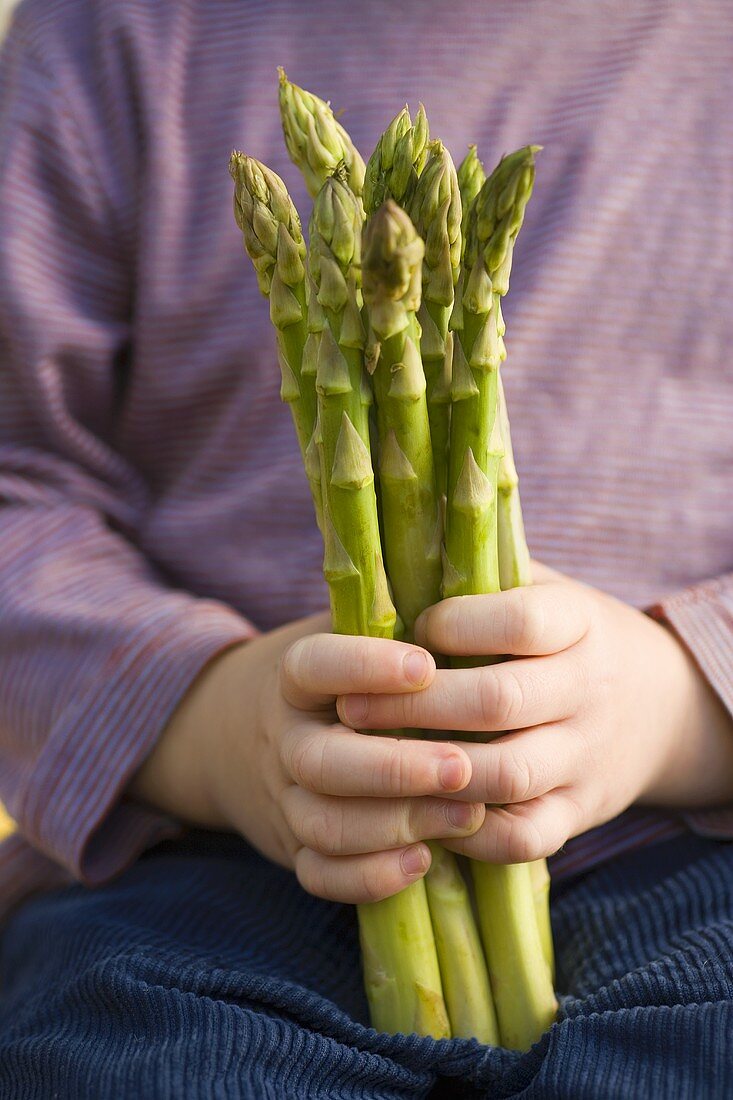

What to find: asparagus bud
left=229, top=153, right=305, bottom=295
left=278, top=68, right=366, bottom=198
left=363, top=104, right=430, bottom=214
left=457, top=145, right=486, bottom=261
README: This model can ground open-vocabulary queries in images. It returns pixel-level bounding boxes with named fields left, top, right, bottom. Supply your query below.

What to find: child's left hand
left=337, top=564, right=733, bottom=864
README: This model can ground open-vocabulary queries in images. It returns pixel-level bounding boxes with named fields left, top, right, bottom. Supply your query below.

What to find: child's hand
left=337, top=565, right=733, bottom=866
left=130, top=611, right=485, bottom=903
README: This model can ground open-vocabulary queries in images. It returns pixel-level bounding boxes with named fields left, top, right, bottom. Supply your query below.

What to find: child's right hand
left=129, top=612, right=484, bottom=903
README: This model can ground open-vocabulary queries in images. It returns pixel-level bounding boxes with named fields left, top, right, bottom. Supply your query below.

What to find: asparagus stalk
left=310, top=171, right=383, bottom=630
left=444, top=145, right=556, bottom=1050
left=472, top=859, right=555, bottom=1050
left=363, top=105, right=430, bottom=215
left=311, top=171, right=450, bottom=1039
left=497, top=373, right=555, bottom=982
left=460, top=148, right=557, bottom=994
left=278, top=68, right=366, bottom=198
left=361, top=200, right=442, bottom=637
left=424, top=843, right=499, bottom=1044
left=444, top=146, right=539, bottom=599
left=409, top=140, right=462, bottom=501
left=497, top=372, right=532, bottom=590
left=529, top=857, right=555, bottom=983
left=229, top=153, right=321, bottom=524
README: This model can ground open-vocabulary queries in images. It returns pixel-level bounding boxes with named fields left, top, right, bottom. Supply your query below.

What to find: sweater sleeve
left=0, top=20, right=254, bottom=884
left=653, top=573, right=733, bottom=838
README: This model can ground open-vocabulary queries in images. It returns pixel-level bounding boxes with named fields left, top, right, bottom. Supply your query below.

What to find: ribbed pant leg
left=2, top=833, right=732, bottom=1099
left=0, top=834, right=449, bottom=1099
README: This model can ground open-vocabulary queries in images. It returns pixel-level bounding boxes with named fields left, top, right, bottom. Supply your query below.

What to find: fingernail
left=438, top=756, right=467, bottom=791
left=401, top=845, right=428, bottom=877
left=341, top=694, right=368, bottom=727
left=446, top=802, right=478, bottom=830
left=403, top=650, right=430, bottom=686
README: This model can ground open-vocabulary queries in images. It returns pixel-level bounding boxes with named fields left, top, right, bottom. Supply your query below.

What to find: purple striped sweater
left=0, top=0, right=732, bottom=921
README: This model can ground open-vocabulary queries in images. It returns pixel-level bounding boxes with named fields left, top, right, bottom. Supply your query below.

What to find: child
left=0, top=1, right=732, bottom=1096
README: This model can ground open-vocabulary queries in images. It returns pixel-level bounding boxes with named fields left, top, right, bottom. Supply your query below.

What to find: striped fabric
left=0, top=0, right=732, bottom=921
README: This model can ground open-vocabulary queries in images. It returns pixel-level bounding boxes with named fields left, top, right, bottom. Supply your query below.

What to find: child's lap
left=0, top=832, right=731, bottom=1099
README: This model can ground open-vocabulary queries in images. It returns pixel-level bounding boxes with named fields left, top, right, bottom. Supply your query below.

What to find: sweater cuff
left=652, top=574, right=733, bottom=844
left=654, top=574, right=733, bottom=717
left=19, top=598, right=253, bottom=885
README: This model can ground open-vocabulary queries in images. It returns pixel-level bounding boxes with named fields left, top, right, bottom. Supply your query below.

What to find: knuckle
left=512, top=591, right=546, bottom=652
left=503, top=813, right=546, bottom=864
left=347, top=639, right=371, bottom=686
left=280, top=636, right=311, bottom=690
left=279, top=788, right=300, bottom=835
left=283, top=730, right=321, bottom=792
left=402, top=799, right=424, bottom=845
left=495, top=749, right=534, bottom=804
left=303, top=804, right=342, bottom=856
left=379, top=746, right=409, bottom=795
left=294, top=851, right=326, bottom=900
left=357, top=861, right=390, bottom=904
left=480, top=668, right=525, bottom=730
left=438, top=599, right=463, bottom=647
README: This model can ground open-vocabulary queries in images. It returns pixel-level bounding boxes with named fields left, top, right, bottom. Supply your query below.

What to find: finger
left=443, top=790, right=584, bottom=864
left=282, top=787, right=485, bottom=856
left=414, top=584, right=590, bottom=658
left=294, top=843, right=432, bottom=904
left=441, top=724, right=587, bottom=805
left=281, top=633, right=435, bottom=710
left=338, top=651, right=585, bottom=733
left=280, top=719, right=472, bottom=796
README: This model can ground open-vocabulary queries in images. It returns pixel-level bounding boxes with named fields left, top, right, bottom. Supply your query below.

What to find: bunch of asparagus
left=228, top=71, right=557, bottom=1050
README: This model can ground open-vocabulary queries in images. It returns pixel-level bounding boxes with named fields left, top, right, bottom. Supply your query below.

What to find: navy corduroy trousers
left=0, top=832, right=732, bottom=1099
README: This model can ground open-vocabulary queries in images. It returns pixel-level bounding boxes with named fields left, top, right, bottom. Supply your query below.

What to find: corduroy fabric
left=0, top=832, right=731, bottom=1099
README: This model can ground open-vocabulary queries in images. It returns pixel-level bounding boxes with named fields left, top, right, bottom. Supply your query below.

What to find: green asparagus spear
left=444, top=145, right=539, bottom=602
left=444, top=145, right=556, bottom=1050
left=362, top=200, right=442, bottom=637
left=424, top=843, right=499, bottom=1044
left=497, top=372, right=532, bottom=590
left=363, top=104, right=430, bottom=215
left=457, top=145, right=486, bottom=262
left=229, top=153, right=321, bottom=523
left=497, top=373, right=555, bottom=981
left=529, top=857, right=555, bottom=984
left=472, top=859, right=556, bottom=1051
left=311, top=171, right=450, bottom=1039
left=409, top=140, right=462, bottom=500
left=309, top=170, right=383, bottom=632
left=278, top=68, right=366, bottom=198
